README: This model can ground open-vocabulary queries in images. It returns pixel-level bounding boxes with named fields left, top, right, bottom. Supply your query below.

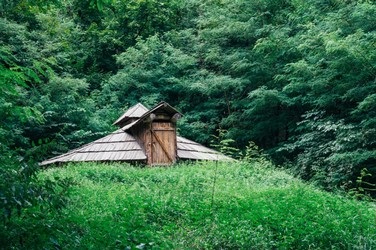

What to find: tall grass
left=39, top=161, right=376, bottom=249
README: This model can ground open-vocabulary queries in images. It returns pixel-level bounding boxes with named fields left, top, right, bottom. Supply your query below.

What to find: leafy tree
left=0, top=15, right=73, bottom=249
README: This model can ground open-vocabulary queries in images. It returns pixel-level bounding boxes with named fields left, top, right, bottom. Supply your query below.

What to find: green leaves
left=90, top=0, right=113, bottom=12
left=101, top=0, right=376, bottom=194
left=0, top=0, right=375, bottom=194
left=0, top=153, right=73, bottom=249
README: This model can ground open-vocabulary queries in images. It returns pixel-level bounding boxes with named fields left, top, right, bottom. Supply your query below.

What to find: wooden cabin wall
left=131, top=120, right=177, bottom=165
left=150, top=121, right=177, bottom=165
left=131, top=124, right=152, bottom=163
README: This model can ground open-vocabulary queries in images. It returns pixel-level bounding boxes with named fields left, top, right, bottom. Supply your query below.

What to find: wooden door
left=149, top=122, right=176, bottom=165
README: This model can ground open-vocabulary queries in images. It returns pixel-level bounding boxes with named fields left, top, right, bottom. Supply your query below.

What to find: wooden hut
left=40, top=101, right=230, bottom=166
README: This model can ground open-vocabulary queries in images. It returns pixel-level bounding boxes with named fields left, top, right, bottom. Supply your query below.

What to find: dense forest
left=1, top=0, right=376, bottom=248
left=1, top=0, right=376, bottom=189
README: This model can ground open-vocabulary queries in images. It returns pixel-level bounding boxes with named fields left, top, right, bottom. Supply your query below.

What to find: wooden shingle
left=113, top=103, right=149, bottom=127
left=40, top=129, right=147, bottom=165
left=177, top=136, right=231, bottom=161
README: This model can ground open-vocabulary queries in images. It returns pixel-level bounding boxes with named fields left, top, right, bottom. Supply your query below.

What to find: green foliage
left=0, top=152, right=73, bottom=249
left=0, top=17, right=50, bottom=153
left=36, top=162, right=376, bottom=249
left=278, top=108, right=376, bottom=191
left=242, top=141, right=269, bottom=164
left=211, top=129, right=240, bottom=158
left=1, top=0, right=376, bottom=200
left=0, top=13, right=76, bottom=248
left=349, top=168, right=376, bottom=201
left=90, top=0, right=113, bottom=12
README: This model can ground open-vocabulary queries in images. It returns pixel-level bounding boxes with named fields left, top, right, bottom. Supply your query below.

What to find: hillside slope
left=35, top=162, right=376, bottom=249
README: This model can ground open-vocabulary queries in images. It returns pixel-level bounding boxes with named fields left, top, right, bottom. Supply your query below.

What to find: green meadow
left=8, top=161, right=374, bottom=249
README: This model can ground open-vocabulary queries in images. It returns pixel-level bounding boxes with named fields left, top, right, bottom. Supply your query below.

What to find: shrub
left=0, top=152, right=72, bottom=249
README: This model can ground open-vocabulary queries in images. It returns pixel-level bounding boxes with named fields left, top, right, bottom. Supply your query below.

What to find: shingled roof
left=113, top=103, right=149, bottom=127
left=40, top=129, right=146, bottom=165
left=122, top=102, right=182, bottom=131
left=177, top=136, right=227, bottom=160
left=40, top=102, right=231, bottom=166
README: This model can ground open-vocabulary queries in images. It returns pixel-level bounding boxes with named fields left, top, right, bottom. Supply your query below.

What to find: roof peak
left=122, top=101, right=182, bottom=131
left=113, top=103, right=149, bottom=126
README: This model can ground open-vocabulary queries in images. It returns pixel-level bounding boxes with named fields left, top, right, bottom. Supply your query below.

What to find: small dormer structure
left=40, top=101, right=230, bottom=166
left=113, top=103, right=149, bottom=127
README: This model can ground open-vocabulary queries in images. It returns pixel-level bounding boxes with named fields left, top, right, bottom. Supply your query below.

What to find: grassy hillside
left=27, top=162, right=376, bottom=249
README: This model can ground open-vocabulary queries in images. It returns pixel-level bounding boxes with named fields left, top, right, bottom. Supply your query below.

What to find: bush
left=0, top=152, right=72, bottom=249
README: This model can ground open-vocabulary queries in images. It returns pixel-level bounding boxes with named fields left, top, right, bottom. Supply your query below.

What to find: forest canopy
left=1, top=0, right=376, bottom=191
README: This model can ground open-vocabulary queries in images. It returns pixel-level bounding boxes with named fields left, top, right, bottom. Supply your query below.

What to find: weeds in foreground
left=31, top=161, right=376, bottom=249
left=349, top=168, right=376, bottom=201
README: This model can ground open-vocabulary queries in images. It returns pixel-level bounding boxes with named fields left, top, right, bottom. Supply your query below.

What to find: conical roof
left=113, top=103, right=149, bottom=126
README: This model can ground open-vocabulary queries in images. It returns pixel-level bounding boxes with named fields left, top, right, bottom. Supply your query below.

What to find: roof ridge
left=122, top=101, right=182, bottom=131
